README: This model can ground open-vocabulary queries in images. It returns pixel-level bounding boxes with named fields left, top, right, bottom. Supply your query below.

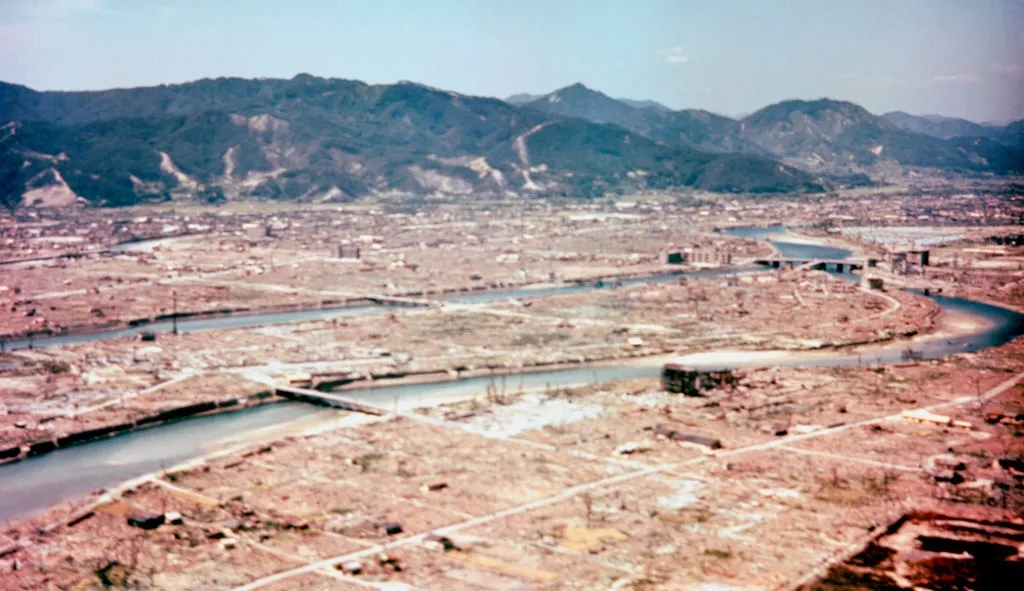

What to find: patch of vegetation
left=94, top=560, right=131, bottom=588
left=484, top=376, right=514, bottom=405
left=656, top=507, right=713, bottom=525
left=41, top=360, right=71, bottom=374
left=814, top=470, right=868, bottom=506
left=354, top=452, right=384, bottom=472
left=861, top=471, right=899, bottom=496
left=807, top=565, right=904, bottom=591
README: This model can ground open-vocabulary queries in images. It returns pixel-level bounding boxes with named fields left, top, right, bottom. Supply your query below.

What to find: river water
left=4, top=271, right=762, bottom=351
left=1, top=227, right=1021, bottom=522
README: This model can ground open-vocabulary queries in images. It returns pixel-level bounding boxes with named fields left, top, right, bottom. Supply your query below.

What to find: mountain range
left=521, top=85, right=1023, bottom=177
left=1, top=76, right=1021, bottom=208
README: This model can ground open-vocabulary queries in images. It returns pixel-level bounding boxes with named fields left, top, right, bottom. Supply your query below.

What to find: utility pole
left=172, top=290, right=179, bottom=336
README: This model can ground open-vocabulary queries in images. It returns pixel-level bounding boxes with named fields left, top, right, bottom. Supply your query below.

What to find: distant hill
left=882, top=111, right=995, bottom=139
left=523, top=83, right=759, bottom=154
left=0, top=76, right=826, bottom=208
left=519, top=84, right=1022, bottom=176
left=504, top=93, right=543, bottom=105
left=616, top=98, right=672, bottom=112
left=740, top=99, right=1023, bottom=174
left=506, top=92, right=672, bottom=112
left=995, top=119, right=1024, bottom=147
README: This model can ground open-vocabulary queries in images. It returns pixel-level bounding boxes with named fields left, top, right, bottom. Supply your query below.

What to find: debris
left=447, top=550, right=555, bottom=580
left=901, top=409, right=972, bottom=430
left=66, top=511, right=95, bottom=527
left=661, top=364, right=737, bottom=396
left=377, top=553, right=402, bottom=572
left=997, top=457, right=1024, bottom=475
left=164, top=511, right=183, bottom=525
left=790, top=424, right=823, bottom=435
left=126, top=512, right=165, bottom=530
left=615, top=441, right=653, bottom=455
left=424, top=534, right=457, bottom=552
left=560, top=525, right=628, bottom=551
left=284, top=372, right=312, bottom=385
left=654, top=424, right=722, bottom=449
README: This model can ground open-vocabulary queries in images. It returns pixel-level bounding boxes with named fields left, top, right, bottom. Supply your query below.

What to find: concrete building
left=662, top=363, right=737, bottom=396
left=663, top=249, right=732, bottom=266
left=890, top=249, right=930, bottom=275
left=336, top=244, right=361, bottom=260
left=244, top=224, right=272, bottom=240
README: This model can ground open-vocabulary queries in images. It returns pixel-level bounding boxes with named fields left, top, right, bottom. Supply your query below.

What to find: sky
left=1, top=0, right=1023, bottom=122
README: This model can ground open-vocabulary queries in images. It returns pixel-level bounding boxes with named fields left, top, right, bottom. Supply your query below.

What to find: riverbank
left=0, top=269, right=967, bottom=472
left=2, top=287, right=1014, bottom=478
left=0, top=391, right=282, bottom=467
left=1, top=267, right=695, bottom=348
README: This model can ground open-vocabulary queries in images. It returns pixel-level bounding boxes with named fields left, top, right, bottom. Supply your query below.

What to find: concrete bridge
left=753, top=257, right=871, bottom=273
left=367, top=295, right=434, bottom=308
left=266, top=382, right=389, bottom=415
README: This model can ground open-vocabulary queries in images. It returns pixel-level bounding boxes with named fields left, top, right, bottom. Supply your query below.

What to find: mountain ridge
left=0, top=76, right=827, bottom=208
left=521, top=84, right=1022, bottom=176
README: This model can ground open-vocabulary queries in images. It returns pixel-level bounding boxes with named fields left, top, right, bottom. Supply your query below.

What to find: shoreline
left=0, top=391, right=281, bottom=467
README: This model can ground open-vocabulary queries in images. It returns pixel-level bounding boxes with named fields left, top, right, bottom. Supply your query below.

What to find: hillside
left=524, top=84, right=758, bottom=154
left=518, top=85, right=1023, bottom=177
left=617, top=98, right=672, bottom=112
left=882, top=111, right=996, bottom=140
left=504, top=93, right=543, bottom=105
left=0, top=76, right=826, bottom=208
left=740, top=99, right=1023, bottom=174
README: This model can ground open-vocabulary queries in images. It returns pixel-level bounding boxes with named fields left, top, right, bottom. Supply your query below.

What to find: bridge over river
left=752, top=255, right=875, bottom=273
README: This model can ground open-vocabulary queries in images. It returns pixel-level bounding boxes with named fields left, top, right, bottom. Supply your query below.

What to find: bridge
left=249, top=377, right=389, bottom=415
left=366, top=295, right=435, bottom=308
left=752, top=256, right=871, bottom=273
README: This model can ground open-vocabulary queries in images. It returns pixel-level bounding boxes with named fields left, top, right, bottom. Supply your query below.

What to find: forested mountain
left=0, top=76, right=824, bottom=208
left=3, top=75, right=1021, bottom=209
left=522, top=84, right=1023, bottom=177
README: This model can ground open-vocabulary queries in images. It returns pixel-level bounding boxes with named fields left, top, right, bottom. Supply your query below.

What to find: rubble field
left=2, top=193, right=1023, bottom=589
left=2, top=336, right=1020, bottom=590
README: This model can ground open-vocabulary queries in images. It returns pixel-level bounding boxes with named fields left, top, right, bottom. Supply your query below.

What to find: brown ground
left=2, top=338, right=1020, bottom=590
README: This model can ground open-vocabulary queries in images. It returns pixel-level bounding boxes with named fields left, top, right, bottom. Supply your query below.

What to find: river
left=1, top=227, right=1021, bottom=522
left=2, top=226, right=822, bottom=350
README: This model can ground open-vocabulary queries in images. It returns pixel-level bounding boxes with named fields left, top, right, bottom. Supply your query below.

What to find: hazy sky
left=2, top=0, right=1023, bottom=122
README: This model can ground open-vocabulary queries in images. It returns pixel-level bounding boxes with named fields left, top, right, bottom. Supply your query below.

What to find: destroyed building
left=336, top=244, right=361, bottom=260
left=663, top=249, right=733, bottom=266
left=661, top=363, right=737, bottom=396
